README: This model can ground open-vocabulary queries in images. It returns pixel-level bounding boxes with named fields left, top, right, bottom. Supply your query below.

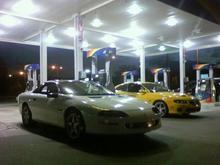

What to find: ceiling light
left=122, top=21, right=146, bottom=37
left=217, top=35, right=220, bottom=42
left=183, top=40, right=193, bottom=48
left=130, top=40, right=144, bottom=49
left=12, top=0, right=39, bottom=15
left=0, top=29, right=5, bottom=35
left=127, top=2, right=143, bottom=15
left=0, top=15, right=21, bottom=27
left=46, top=34, right=57, bottom=44
left=110, top=43, right=116, bottom=48
left=90, top=18, right=103, bottom=28
left=159, top=45, right=166, bottom=51
left=82, top=41, right=90, bottom=48
left=63, top=27, right=77, bottom=37
left=165, top=16, right=178, bottom=27
left=134, top=49, right=145, bottom=56
left=101, top=34, right=118, bottom=43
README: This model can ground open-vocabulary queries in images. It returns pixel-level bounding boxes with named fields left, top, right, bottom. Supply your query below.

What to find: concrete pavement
left=0, top=102, right=220, bottom=165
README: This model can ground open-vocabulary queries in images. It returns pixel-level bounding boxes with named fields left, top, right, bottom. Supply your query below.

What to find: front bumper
left=84, top=114, right=161, bottom=135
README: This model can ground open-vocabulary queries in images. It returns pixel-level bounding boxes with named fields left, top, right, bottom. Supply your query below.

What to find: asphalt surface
left=0, top=102, right=220, bottom=165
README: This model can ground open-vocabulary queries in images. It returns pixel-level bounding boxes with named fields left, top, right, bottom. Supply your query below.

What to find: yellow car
left=115, top=82, right=201, bottom=117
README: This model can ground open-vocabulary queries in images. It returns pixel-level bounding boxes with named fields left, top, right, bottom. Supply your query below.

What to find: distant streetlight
left=19, top=71, right=24, bottom=76
left=50, top=65, right=63, bottom=78
left=51, top=65, right=56, bottom=70
left=8, top=74, right=12, bottom=78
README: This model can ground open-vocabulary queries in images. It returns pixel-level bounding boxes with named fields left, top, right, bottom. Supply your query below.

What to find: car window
left=59, top=81, right=114, bottom=96
left=34, top=83, right=58, bottom=94
left=142, top=83, right=169, bottom=92
left=128, top=83, right=143, bottom=93
left=116, top=84, right=128, bottom=91
left=47, top=83, right=58, bottom=93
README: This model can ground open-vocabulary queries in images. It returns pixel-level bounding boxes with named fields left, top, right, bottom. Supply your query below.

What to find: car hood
left=152, top=92, right=196, bottom=100
left=78, top=95, right=152, bottom=112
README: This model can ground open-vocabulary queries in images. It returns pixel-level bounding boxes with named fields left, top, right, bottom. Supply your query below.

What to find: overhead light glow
left=63, top=27, right=77, bottom=37
left=82, top=41, right=90, bottom=48
left=134, top=49, right=145, bottom=56
left=85, top=69, right=91, bottom=73
left=110, top=43, right=116, bottom=48
left=165, top=16, right=178, bottom=27
left=46, top=34, right=57, bottom=44
left=12, top=0, right=39, bottom=15
left=90, top=18, right=103, bottom=28
left=122, top=21, right=146, bottom=37
left=127, top=3, right=143, bottom=15
left=0, top=29, right=5, bottom=35
left=130, top=40, right=144, bottom=49
left=101, top=34, right=118, bottom=43
left=159, top=45, right=166, bottom=51
left=0, top=15, right=21, bottom=27
left=217, top=35, right=220, bottom=42
left=183, top=40, right=193, bottom=48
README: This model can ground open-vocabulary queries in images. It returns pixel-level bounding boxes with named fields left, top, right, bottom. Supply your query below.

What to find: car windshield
left=142, top=83, right=169, bottom=92
left=59, top=81, right=115, bottom=96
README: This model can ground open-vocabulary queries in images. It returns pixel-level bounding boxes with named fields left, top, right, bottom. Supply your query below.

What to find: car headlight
left=98, top=111, right=129, bottom=118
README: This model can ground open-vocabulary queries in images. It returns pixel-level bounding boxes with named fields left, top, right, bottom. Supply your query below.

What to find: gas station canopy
left=0, top=0, right=220, bottom=56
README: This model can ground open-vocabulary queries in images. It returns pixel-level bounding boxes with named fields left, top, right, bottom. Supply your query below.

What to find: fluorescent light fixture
left=101, top=34, right=118, bottom=43
left=0, top=29, right=5, bottom=35
left=82, top=41, right=90, bottom=48
left=159, top=45, right=166, bottom=51
left=63, top=27, right=77, bottom=37
left=183, top=40, right=193, bottom=48
left=90, top=18, right=103, bottom=28
left=165, top=16, right=178, bottom=27
left=122, top=21, right=146, bottom=37
left=0, top=15, right=21, bottom=27
left=110, top=43, right=116, bottom=48
left=217, top=35, right=220, bottom=42
left=12, top=0, right=39, bottom=15
left=127, top=2, right=143, bottom=15
left=46, top=34, right=57, bottom=44
left=85, top=69, right=91, bottom=73
left=130, top=40, right=144, bottom=48
left=134, top=49, right=145, bottom=56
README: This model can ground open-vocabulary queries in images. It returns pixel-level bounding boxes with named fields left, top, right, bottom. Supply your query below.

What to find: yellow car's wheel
left=154, top=101, right=168, bottom=117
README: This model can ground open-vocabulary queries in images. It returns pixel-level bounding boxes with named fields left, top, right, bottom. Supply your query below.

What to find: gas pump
left=122, top=71, right=134, bottom=83
left=194, top=64, right=216, bottom=102
left=151, top=68, right=170, bottom=89
left=86, top=47, right=116, bottom=91
left=24, top=64, right=40, bottom=91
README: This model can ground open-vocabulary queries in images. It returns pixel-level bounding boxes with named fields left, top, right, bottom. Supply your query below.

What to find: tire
left=65, top=110, right=85, bottom=140
left=154, top=101, right=169, bottom=117
left=22, top=104, right=32, bottom=127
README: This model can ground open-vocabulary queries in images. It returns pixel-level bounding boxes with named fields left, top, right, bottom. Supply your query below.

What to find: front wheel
left=22, top=104, right=32, bottom=127
left=65, top=110, right=85, bottom=140
left=154, top=101, right=168, bottom=117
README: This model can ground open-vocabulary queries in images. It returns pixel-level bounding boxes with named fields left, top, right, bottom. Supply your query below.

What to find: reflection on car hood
left=153, top=92, right=195, bottom=99
left=79, top=95, right=152, bottom=111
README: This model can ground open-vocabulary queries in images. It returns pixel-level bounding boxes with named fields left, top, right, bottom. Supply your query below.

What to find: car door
left=33, top=83, right=60, bottom=125
left=126, top=83, right=147, bottom=101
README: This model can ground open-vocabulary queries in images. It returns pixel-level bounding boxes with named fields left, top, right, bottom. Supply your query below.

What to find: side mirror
left=47, top=92, right=58, bottom=98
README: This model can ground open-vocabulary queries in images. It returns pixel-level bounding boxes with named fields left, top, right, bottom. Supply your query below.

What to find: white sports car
left=17, top=80, right=161, bottom=139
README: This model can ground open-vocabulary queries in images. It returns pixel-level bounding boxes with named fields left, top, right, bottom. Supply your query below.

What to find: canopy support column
left=40, top=30, right=47, bottom=83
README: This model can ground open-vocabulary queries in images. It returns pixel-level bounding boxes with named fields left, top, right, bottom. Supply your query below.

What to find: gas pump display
left=194, top=64, right=216, bottom=102
left=24, top=64, right=40, bottom=91
left=86, top=47, right=116, bottom=91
